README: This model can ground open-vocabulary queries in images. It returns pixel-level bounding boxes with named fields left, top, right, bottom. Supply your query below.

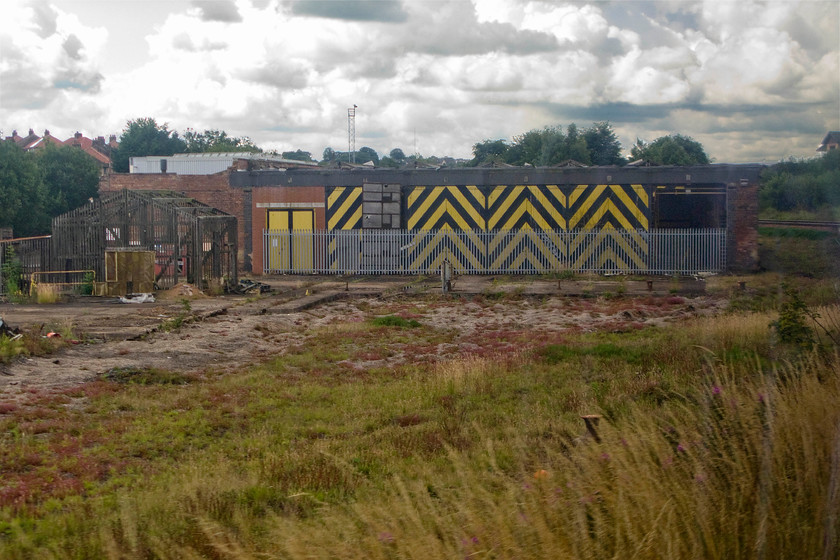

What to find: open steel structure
left=1, top=190, right=237, bottom=295
left=51, top=190, right=238, bottom=290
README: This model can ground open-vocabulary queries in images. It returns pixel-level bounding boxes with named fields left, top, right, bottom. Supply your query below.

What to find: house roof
left=65, top=132, right=112, bottom=165
left=817, top=131, right=840, bottom=152
left=23, top=129, right=65, bottom=150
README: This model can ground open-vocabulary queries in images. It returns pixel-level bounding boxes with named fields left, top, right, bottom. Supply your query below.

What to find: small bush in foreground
left=369, top=315, right=420, bottom=328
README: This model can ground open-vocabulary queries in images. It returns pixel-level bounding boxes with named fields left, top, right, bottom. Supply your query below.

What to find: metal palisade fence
left=263, top=228, right=726, bottom=275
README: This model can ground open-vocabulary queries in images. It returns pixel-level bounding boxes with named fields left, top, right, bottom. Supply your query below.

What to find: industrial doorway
left=266, top=209, right=314, bottom=272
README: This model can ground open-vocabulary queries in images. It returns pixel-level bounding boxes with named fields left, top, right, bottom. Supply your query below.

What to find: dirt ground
left=0, top=275, right=720, bottom=402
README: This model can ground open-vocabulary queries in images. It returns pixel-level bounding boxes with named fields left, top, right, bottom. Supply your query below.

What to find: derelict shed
left=50, top=190, right=238, bottom=291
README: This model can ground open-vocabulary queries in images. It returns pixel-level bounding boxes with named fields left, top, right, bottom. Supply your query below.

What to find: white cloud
left=1, top=0, right=837, bottom=162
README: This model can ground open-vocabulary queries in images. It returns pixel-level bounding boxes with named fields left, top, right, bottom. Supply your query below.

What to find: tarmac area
left=0, top=274, right=710, bottom=401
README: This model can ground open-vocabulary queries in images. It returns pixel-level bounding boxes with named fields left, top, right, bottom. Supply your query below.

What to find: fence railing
left=1, top=236, right=53, bottom=296
left=263, top=228, right=726, bottom=275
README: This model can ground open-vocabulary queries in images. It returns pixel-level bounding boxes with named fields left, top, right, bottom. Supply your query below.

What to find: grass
left=0, top=289, right=838, bottom=558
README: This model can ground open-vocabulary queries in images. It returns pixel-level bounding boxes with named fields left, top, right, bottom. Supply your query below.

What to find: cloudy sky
left=1, top=0, right=838, bottom=163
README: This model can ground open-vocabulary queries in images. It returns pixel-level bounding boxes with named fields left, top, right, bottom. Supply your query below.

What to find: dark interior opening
left=654, top=189, right=726, bottom=229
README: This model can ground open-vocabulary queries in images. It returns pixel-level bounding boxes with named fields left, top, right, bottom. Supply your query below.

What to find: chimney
left=29, top=128, right=34, bottom=135
left=44, top=129, right=50, bottom=136
left=12, top=130, right=17, bottom=136
left=109, top=135, right=116, bottom=143
left=75, top=131, right=82, bottom=139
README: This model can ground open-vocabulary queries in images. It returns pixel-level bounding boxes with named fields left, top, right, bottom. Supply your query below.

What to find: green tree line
left=0, top=141, right=100, bottom=237
left=759, top=150, right=840, bottom=216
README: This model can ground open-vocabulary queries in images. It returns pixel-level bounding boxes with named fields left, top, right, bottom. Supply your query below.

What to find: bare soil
left=0, top=277, right=722, bottom=402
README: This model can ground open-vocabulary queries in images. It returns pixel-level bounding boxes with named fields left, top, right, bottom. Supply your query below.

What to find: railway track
left=758, top=219, right=840, bottom=232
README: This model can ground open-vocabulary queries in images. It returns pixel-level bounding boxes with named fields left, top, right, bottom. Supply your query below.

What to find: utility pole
left=348, top=105, right=357, bottom=164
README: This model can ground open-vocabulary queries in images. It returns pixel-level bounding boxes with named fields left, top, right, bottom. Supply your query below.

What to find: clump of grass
left=0, top=334, right=25, bottom=363
left=102, top=366, right=196, bottom=385
left=34, top=283, right=60, bottom=304
left=369, top=315, right=420, bottom=328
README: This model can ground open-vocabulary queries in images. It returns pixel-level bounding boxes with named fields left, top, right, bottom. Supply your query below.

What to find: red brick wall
left=726, top=181, right=759, bottom=272
left=252, top=186, right=326, bottom=275
left=100, top=171, right=249, bottom=271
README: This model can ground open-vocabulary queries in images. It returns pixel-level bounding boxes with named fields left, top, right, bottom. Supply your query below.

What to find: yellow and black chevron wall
left=322, top=183, right=654, bottom=272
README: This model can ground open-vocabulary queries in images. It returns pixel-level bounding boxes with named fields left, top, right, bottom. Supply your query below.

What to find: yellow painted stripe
left=407, top=186, right=425, bottom=208
left=612, top=185, right=649, bottom=230
left=467, top=185, right=485, bottom=208
left=328, top=187, right=362, bottom=230
left=407, top=187, right=444, bottom=230
left=488, top=185, right=506, bottom=209
left=569, top=185, right=590, bottom=208
left=631, top=184, right=648, bottom=207
left=416, top=200, right=449, bottom=231
left=583, top=199, right=633, bottom=230
left=545, top=185, right=567, bottom=208
left=500, top=200, right=528, bottom=230
left=451, top=188, right=485, bottom=229
left=569, top=185, right=606, bottom=228
left=327, top=186, right=345, bottom=208
left=489, top=185, right=525, bottom=229
left=530, top=187, right=565, bottom=229
left=490, top=230, right=524, bottom=268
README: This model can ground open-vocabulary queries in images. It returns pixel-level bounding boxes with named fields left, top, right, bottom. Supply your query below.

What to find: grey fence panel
left=263, top=229, right=726, bottom=275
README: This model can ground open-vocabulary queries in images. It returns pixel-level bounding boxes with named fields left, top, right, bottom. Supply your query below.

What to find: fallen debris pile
left=0, top=317, right=21, bottom=339
left=118, top=293, right=156, bottom=304
left=230, top=279, right=271, bottom=295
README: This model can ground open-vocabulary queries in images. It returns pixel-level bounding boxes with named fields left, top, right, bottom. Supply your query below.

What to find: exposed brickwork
left=100, top=171, right=249, bottom=271
left=726, top=181, right=760, bottom=272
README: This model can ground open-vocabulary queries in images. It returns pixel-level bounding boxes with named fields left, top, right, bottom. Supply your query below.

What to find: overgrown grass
left=0, top=296, right=838, bottom=559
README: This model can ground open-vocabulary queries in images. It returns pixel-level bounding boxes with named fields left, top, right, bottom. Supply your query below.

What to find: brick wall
left=726, top=181, right=760, bottom=272
left=100, top=171, right=250, bottom=271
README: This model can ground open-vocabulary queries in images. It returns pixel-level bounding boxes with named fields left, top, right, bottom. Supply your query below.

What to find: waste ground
left=0, top=275, right=716, bottom=402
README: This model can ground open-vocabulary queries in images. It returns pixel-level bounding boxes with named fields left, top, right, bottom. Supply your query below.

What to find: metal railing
left=263, top=228, right=726, bottom=275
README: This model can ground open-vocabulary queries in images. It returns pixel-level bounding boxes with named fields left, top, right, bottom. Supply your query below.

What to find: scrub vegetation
left=1, top=281, right=839, bottom=559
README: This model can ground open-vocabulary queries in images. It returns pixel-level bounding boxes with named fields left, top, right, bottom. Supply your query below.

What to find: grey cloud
left=192, top=0, right=242, bottom=22
left=0, top=42, right=57, bottom=110
left=291, top=0, right=407, bottom=23
left=238, top=59, right=309, bottom=89
left=30, top=0, right=58, bottom=38
left=53, top=67, right=103, bottom=93
left=413, top=21, right=557, bottom=57
left=63, top=34, right=83, bottom=59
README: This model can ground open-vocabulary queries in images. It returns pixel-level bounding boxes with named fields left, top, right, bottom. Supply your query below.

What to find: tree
left=0, top=141, right=49, bottom=236
left=630, top=134, right=710, bottom=165
left=184, top=129, right=261, bottom=154
left=322, top=147, right=336, bottom=163
left=110, top=118, right=188, bottom=173
left=389, top=148, right=406, bottom=163
left=281, top=149, right=314, bottom=162
left=584, top=122, right=625, bottom=165
left=759, top=150, right=840, bottom=213
left=470, top=139, right=509, bottom=166
left=357, top=147, right=379, bottom=165
left=36, top=143, right=100, bottom=217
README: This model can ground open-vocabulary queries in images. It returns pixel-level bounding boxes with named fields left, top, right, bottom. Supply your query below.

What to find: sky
left=1, top=0, right=838, bottom=164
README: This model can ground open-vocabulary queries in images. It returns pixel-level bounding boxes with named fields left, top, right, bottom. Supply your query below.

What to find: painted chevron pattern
left=487, top=228, right=565, bottom=272
left=406, top=186, right=485, bottom=231
left=326, top=186, right=363, bottom=230
left=406, top=229, right=485, bottom=272
left=486, top=185, right=566, bottom=230
left=566, top=184, right=649, bottom=230
left=567, top=226, right=649, bottom=272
